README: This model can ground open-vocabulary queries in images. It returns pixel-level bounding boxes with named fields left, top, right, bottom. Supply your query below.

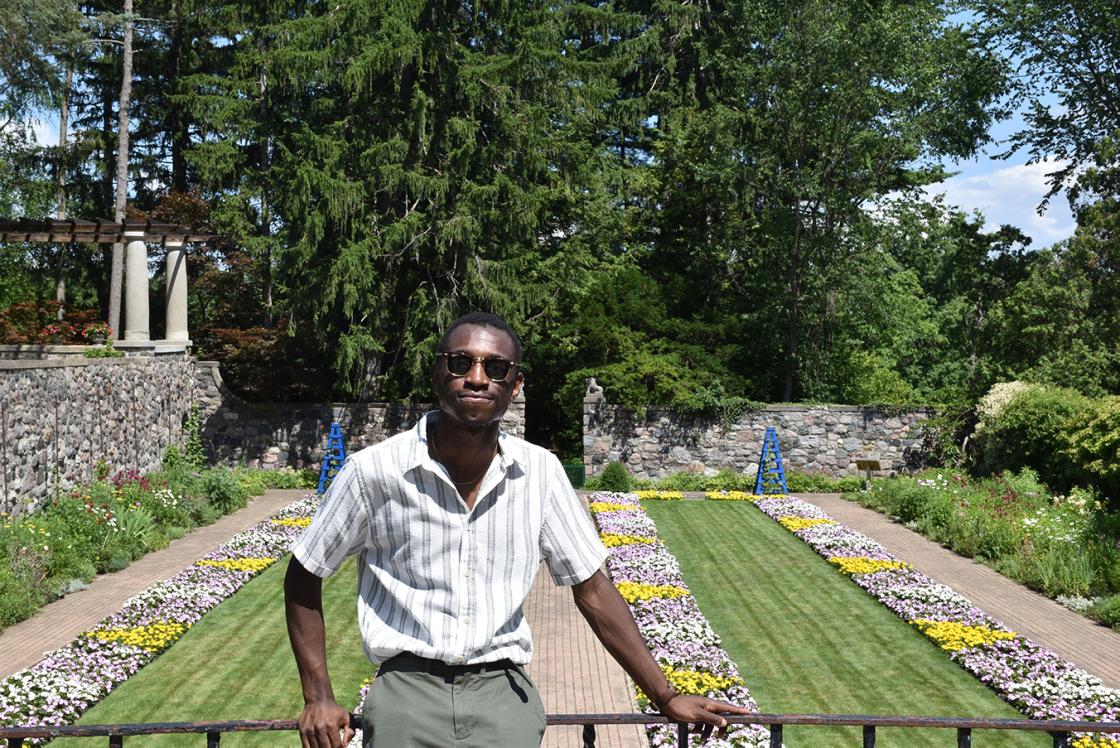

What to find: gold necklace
left=432, top=428, right=495, bottom=485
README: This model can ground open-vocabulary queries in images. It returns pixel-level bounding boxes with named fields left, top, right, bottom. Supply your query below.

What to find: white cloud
left=926, top=159, right=1077, bottom=248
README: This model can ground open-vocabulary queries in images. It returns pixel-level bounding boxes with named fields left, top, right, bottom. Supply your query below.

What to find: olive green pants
left=362, top=657, right=546, bottom=747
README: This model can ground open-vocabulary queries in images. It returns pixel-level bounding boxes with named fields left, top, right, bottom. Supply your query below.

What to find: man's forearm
left=572, top=571, right=677, bottom=710
left=284, top=557, right=336, bottom=704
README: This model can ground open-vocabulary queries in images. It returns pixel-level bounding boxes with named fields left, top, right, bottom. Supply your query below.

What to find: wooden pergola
left=0, top=218, right=214, bottom=344
left=0, top=218, right=214, bottom=245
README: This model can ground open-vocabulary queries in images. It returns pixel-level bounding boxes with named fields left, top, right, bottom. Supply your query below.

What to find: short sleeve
left=291, top=457, right=371, bottom=578
left=539, top=457, right=609, bottom=585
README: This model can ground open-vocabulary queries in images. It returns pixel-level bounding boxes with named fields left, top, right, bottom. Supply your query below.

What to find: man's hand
left=297, top=698, right=355, bottom=748
left=661, top=693, right=752, bottom=741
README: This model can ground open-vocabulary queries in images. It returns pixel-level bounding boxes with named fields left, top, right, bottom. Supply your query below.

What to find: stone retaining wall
left=0, top=354, right=197, bottom=513
left=1, top=355, right=525, bottom=514
left=583, top=393, right=933, bottom=479
left=193, top=361, right=527, bottom=469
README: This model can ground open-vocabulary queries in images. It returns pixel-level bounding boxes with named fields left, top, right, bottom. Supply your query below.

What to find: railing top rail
left=3, top=713, right=1120, bottom=739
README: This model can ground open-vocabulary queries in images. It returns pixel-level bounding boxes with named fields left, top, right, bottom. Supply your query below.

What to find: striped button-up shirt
left=292, top=412, right=609, bottom=666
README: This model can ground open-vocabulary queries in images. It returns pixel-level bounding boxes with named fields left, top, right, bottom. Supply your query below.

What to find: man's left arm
left=572, top=570, right=751, bottom=729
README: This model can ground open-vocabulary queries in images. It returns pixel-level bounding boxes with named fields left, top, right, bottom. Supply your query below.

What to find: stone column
left=164, top=238, right=189, bottom=342
left=123, top=231, right=150, bottom=341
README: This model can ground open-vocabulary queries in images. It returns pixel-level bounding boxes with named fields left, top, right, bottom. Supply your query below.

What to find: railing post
left=1051, top=732, right=1070, bottom=748
left=8, top=739, right=24, bottom=748
left=863, top=724, right=876, bottom=748
left=677, top=721, right=689, bottom=746
left=582, top=723, right=596, bottom=748
left=109, top=736, right=122, bottom=747
left=769, top=723, right=783, bottom=748
left=958, top=727, right=972, bottom=748
left=207, top=731, right=221, bottom=747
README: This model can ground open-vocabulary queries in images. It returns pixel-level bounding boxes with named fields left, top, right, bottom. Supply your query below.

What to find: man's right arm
left=284, top=557, right=355, bottom=748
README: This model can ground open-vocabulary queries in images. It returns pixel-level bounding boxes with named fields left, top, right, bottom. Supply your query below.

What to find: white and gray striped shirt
left=292, top=412, right=609, bottom=666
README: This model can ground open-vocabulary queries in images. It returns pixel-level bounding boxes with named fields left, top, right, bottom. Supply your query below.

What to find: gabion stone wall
left=0, top=355, right=196, bottom=514
left=583, top=390, right=933, bottom=480
left=194, top=361, right=527, bottom=469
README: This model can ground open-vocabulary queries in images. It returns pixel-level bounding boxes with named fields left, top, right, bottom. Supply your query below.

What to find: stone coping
left=585, top=400, right=937, bottom=413
left=0, top=341, right=192, bottom=366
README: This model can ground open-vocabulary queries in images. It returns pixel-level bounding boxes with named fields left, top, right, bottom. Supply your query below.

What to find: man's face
left=431, top=323, right=523, bottom=429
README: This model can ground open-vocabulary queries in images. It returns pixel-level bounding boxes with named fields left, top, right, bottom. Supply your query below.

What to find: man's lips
left=458, top=392, right=494, bottom=402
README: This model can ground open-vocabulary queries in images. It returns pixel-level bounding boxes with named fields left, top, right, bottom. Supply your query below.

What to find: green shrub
left=162, top=444, right=186, bottom=472
left=1092, top=595, right=1120, bottom=629
left=787, top=470, right=863, bottom=494
left=973, top=383, right=1092, bottom=490
left=587, top=461, right=633, bottom=492
left=1066, top=396, right=1120, bottom=504
left=202, top=468, right=248, bottom=514
left=0, top=562, right=45, bottom=628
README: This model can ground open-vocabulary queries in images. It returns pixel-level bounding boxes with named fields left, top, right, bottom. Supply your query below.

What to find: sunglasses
left=437, top=352, right=518, bottom=383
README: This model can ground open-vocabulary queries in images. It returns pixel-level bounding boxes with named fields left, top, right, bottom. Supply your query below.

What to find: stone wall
left=194, top=361, right=527, bottom=469
left=0, top=353, right=197, bottom=514
left=583, top=392, right=933, bottom=479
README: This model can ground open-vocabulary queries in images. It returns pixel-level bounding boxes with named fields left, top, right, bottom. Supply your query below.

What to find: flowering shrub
left=752, top=493, right=1120, bottom=747
left=590, top=492, right=773, bottom=748
left=634, top=491, right=685, bottom=500
left=0, top=495, right=320, bottom=743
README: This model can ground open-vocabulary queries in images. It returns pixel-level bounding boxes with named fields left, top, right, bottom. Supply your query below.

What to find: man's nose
left=464, top=359, right=489, bottom=386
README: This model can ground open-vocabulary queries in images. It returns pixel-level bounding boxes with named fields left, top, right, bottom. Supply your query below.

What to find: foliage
left=83, top=340, right=123, bottom=358
left=972, top=383, right=1092, bottom=490
left=585, top=461, right=634, bottom=493
left=0, top=466, right=286, bottom=633
left=846, top=470, right=1120, bottom=599
left=183, top=405, right=206, bottom=470
left=1092, top=595, right=1120, bottom=630
left=1066, top=397, right=1120, bottom=507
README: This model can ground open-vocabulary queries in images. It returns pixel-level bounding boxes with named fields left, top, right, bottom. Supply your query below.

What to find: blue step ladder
left=753, top=426, right=789, bottom=496
left=317, top=422, right=347, bottom=495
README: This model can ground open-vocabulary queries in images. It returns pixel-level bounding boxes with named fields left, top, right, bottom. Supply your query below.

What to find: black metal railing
left=2, top=712, right=1119, bottom=747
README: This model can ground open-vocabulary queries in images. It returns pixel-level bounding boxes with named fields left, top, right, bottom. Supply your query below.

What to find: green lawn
left=644, top=500, right=1047, bottom=748
left=55, top=557, right=370, bottom=747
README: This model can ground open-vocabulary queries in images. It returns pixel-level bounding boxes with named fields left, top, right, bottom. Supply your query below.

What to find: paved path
left=0, top=488, right=644, bottom=746
left=800, top=492, right=1120, bottom=688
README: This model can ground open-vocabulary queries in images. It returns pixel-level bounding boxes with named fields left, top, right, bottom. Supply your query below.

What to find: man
left=285, top=312, right=747, bottom=747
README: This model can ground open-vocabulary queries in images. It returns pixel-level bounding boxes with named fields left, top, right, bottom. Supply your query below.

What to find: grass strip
left=53, top=556, right=369, bottom=747
left=644, top=500, right=1046, bottom=748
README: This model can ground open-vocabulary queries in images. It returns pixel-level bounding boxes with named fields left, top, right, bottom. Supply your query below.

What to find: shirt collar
left=407, top=410, right=525, bottom=473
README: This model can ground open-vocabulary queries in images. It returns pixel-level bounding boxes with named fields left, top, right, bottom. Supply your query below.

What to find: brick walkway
left=800, top=492, right=1120, bottom=688
left=0, top=488, right=645, bottom=745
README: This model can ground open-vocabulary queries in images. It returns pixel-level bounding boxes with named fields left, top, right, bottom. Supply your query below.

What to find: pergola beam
left=0, top=218, right=214, bottom=245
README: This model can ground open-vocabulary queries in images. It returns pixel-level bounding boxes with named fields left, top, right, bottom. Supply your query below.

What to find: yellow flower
left=655, top=664, right=743, bottom=696
left=1073, top=735, right=1120, bottom=748
left=828, top=557, right=910, bottom=575
left=778, top=516, right=835, bottom=531
left=909, top=619, right=1016, bottom=651
left=588, top=501, right=637, bottom=513
left=195, top=557, right=276, bottom=573
left=705, top=490, right=758, bottom=501
left=270, top=517, right=312, bottom=528
left=615, top=581, right=689, bottom=603
left=599, top=533, right=657, bottom=547
left=89, top=623, right=188, bottom=653
left=634, top=490, right=684, bottom=500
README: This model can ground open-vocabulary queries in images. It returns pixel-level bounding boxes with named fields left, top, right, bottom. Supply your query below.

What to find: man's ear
left=511, top=373, right=524, bottom=400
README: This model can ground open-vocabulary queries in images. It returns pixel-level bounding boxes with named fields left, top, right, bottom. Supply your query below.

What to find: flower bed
left=589, top=491, right=773, bottom=748
left=0, top=496, right=321, bottom=743
left=749, top=493, right=1120, bottom=748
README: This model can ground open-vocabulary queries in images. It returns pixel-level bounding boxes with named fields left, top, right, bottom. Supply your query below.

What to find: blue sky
left=925, top=111, right=1077, bottom=250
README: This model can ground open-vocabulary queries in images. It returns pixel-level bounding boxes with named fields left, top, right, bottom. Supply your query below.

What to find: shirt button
left=463, top=569, right=472, bottom=578
left=463, top=616, right=472, bottom=625
left=450, top=656, right=465, bottom=664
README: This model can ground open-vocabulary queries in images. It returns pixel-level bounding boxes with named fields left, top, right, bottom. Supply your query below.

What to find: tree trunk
left=781, top=218, right=803, bottom=402
left=54, top=65, right=72, bottom=322
left=108, top=0, right=134, bottom=340
left=259, top=57, right=273, bottom=327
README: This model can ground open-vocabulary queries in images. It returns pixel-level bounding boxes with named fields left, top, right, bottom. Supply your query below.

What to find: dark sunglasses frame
left=436, top=352, right=518, bottom=383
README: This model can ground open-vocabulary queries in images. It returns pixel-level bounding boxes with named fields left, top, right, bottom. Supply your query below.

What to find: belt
left=378, top=652, right=517, bottom=678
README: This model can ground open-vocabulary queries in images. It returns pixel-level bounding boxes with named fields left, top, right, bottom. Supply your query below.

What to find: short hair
left=436, top=311, right=522, bottom=362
